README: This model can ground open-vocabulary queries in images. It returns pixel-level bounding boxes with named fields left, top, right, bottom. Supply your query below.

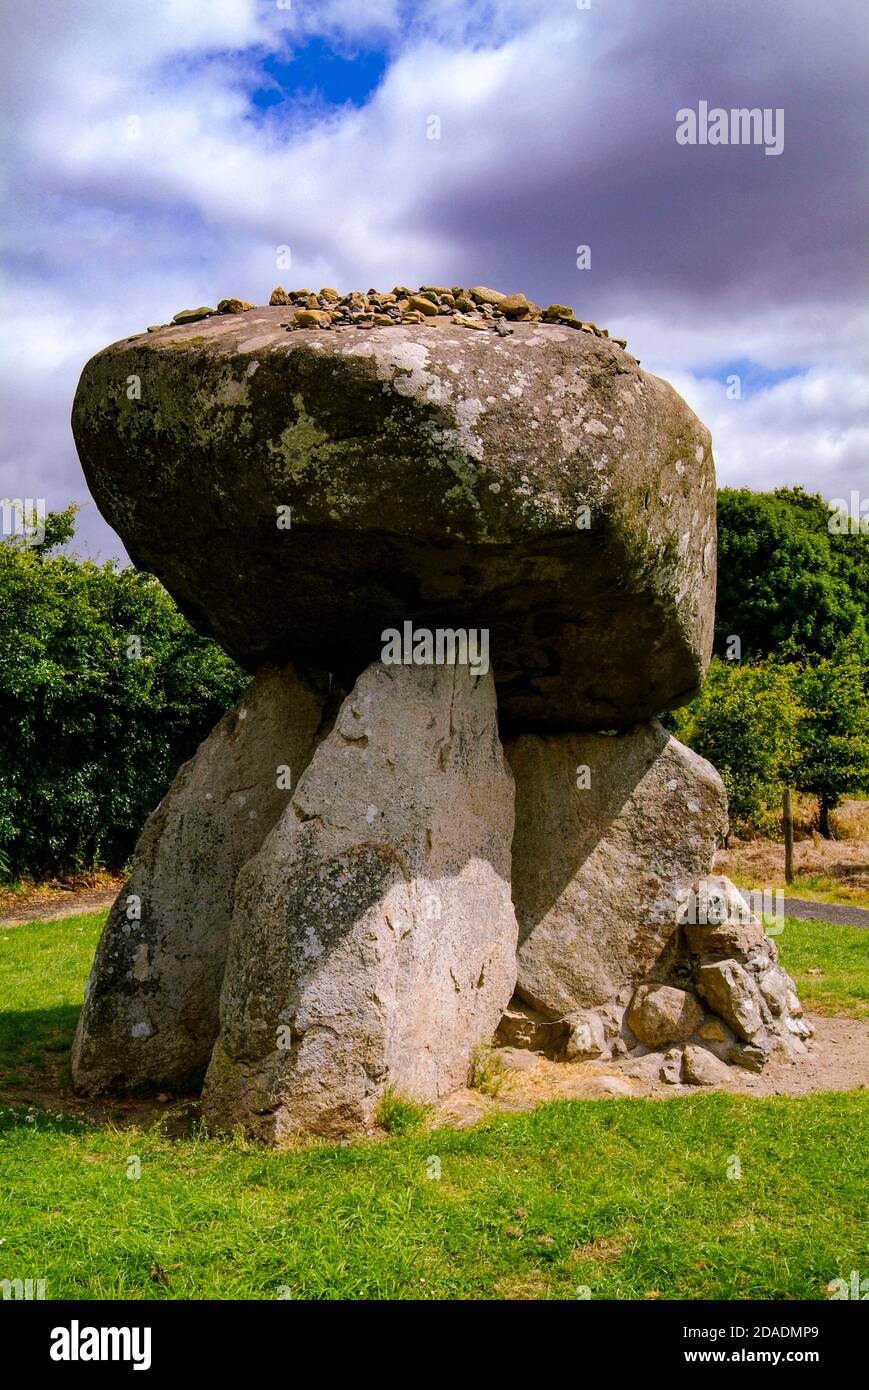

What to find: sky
left=0, top=0, right=866, bottom=559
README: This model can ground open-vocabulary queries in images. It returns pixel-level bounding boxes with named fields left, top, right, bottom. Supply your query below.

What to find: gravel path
left=784, top=897, right=869, bottom=929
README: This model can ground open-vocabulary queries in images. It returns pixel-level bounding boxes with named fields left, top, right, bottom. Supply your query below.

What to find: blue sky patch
left=698, top=358, right=806, bottom=397
left=252, top=39, right=388, bottom=112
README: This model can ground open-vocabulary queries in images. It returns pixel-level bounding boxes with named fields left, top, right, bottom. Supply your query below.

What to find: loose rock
left=451, top=312, right=488, bottom=330
left=683, top=1043, right=732, bottom=1086
left=496, top=997, right=567, bottom=1053
left=216, top=299, right=254, bottom=315
left=500, top=294, right=536, bottom=319
left=469, top=286, right=507, bottom=305
left=659, top=1048, right=684, bottom=1084
left=627, top=985, right=704, bottom=1048
left=687, top=874, right=811, bottom=1061
left=293, top=308, right=332, bottom=328
left=695, top=960, right=768, bottom=1045
left=498, top=1047, right=540, bottom=1074
left=728, top=1042, right=768, bottom=1072
left=407, top=294, right=439, bottom=316
left=171, top=306, right=214, bottom=324
left=564, top=1010, right=609, bottom=1060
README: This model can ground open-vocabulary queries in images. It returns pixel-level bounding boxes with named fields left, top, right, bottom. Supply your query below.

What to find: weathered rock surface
left=201, top=661, right=518, bottom=1140
left=687, top=876, right=812, bottom=1061
left=682, top=1043, right=732, bottom=1086
left=627, top=984, right=703, bottom=1048
left=497, top=1047, right=540, bottom=1074
left=495, top=997, right=567, bottom=1053
left=72, top=312, right=716, bottom=732
left=575, top=1075, right=637, bottom=1099
left=659, top=1047, right=684, bottom=1084
left=507, top=721, right=728, bottom=1014
left=72, top=662, right=329, bottom=1094
left=695, top=1015, right=736, bottom=1059
left=682, top=875, right=775, bottom=960
left=563, top=1009, right=609, bottom=1060
left=696, top=960, right=769, bottom=1044
left=594, top=875, right=813, bottom=1083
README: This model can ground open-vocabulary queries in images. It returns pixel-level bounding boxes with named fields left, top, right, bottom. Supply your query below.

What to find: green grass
left=0, top=1094, right=866, bottom=1300
left=374, top=1088, right=428, bottom=1135
left=470, top=1043, right=506, bottom=1096
left=729, top=869, right=869, bottom=911
left=777, top=916, right=869, bottom=1018
left=0, top=911, right=105, bottom=1087
left=0, top=908, right=867, bottom=1300
left=787, top=875, right=869, bottom=911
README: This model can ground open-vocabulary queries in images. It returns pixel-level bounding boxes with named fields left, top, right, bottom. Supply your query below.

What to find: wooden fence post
left=783, top=788, right=794, bottom=887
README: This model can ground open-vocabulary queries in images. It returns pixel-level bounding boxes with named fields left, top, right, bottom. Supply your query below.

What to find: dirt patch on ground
left=724, top=1015, right=869, bottom=1095
left=433, top=1013, right=869, bottom=1128
left=717, top=836, right=869, bottom=905
left=569, top=1234, right=628, bottom=1264
left=0, top=877, right=122, bottom=926
left=2, top=1016, right=865, bottom=1138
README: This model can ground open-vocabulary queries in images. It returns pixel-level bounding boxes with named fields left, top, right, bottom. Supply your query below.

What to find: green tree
left=792, top=642, right=869, bottom=836
left=671, top=657, right=801, bottom=835
left=715, top=487, right=869, bottom=661
left=0, top=509, right=247, bottom=879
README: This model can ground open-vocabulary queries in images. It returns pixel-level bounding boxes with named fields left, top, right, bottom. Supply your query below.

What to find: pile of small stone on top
left=160, top=285, right=628, bottom=349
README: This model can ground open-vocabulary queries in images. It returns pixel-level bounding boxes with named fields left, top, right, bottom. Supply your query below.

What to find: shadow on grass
left=0, top=1003, right=79, bottom=1084
left=0, top=999, right=200, bottom=1135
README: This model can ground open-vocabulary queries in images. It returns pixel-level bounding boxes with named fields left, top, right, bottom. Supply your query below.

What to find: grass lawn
left=777, top=917, right=869, bottom=1018
left=1, top=1092, right=866, bottom=1300
left=0, top=909, right=866, bottom=1300
left=727, top=869, right=869, bottom=912
left=785, top=875, right=869, bottom=911
left=0, top=911, right=104, bottom=1089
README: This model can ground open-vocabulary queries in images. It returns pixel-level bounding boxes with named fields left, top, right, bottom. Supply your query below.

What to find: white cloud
left=664, top=366, right=869, bottom=499
left=0, top=0, right=866, bottom=557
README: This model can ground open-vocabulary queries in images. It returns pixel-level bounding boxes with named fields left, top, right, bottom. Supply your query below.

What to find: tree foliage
left=673, top=645, right=869, bottom=836
left=715, top=487, right=869, bottom=661
left=792, top=643, right=869, bottom=833
left=671, top=658, right=802, bottom=834
left=0, top=512, right=247, bottom=879
left=676, top=488, right=869, bottom=834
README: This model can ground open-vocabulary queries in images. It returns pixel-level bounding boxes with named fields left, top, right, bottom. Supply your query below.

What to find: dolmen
left=69, top=287, right=810, bottom=1138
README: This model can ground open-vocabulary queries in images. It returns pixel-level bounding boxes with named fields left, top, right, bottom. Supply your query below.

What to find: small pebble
left=154, top=285, right=623, bottom=344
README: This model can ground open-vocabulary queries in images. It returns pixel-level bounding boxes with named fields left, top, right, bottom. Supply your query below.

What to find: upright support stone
left=202, top=661, right=518, bottom=1140
left=506, top=721, right=728, bottom=1015
left=72, top=662, right=329, bottom=1093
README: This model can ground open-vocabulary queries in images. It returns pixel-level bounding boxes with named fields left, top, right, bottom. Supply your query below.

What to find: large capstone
left=201, top=660, right=518, bottom=1139
left=72, top=661, right=329, bottom=1093
left=71, top=312, right=716, bottom=732
left=506, top=721, right=728, bottom=1015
